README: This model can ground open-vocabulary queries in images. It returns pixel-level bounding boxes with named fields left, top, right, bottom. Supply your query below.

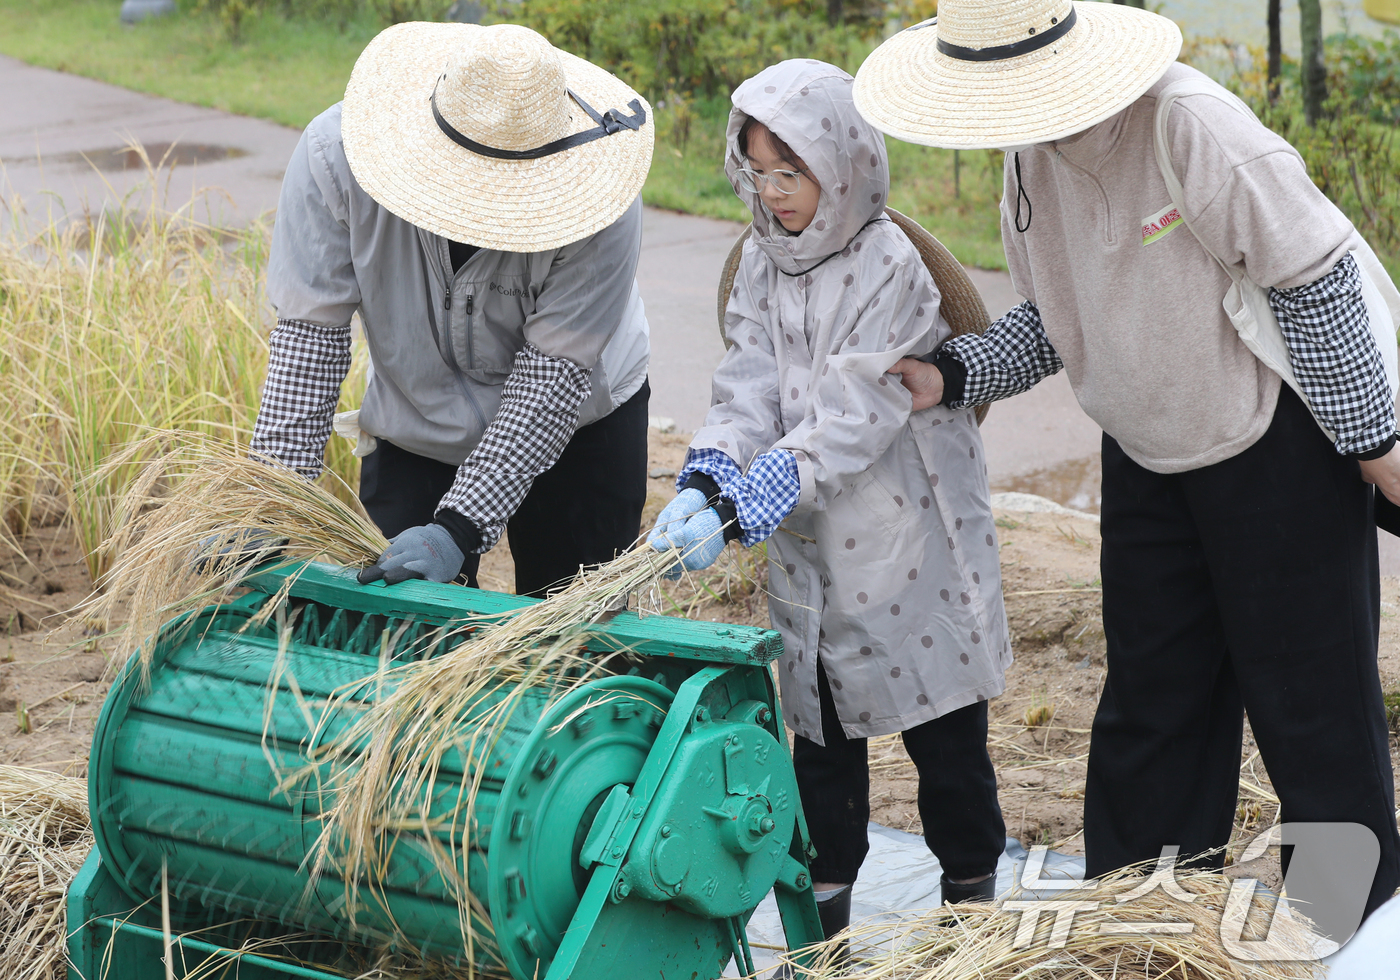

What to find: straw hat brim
left=342, top=22, right=654, bottom=252
left=717, top=208, right=991, bottom=424
left=853, top=3, right=1182, bottom=150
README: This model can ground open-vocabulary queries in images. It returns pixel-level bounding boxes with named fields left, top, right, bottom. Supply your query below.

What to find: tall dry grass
left=0, top=180, right=365, bottom=586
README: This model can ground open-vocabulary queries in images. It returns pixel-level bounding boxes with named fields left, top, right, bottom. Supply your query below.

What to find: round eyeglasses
left=734, top=167, right=809, bottom=195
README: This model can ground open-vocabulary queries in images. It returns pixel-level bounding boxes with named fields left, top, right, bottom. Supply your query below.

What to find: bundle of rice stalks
left=300, top=543, right=678, bottom=959
left=770, top=868, right=1324, bottom=980
left=83, top=432, right=389, bottom=670
left=0, top=766, right=93, bottom=980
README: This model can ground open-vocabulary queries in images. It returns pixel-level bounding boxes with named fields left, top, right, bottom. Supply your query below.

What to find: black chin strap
left=1013, top=152, right=1033, bottom=233
left=430, top=80, right=646, bottom=161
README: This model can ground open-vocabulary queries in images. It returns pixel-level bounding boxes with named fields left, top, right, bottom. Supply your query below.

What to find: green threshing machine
left=67, top=561, right=825, bottom=979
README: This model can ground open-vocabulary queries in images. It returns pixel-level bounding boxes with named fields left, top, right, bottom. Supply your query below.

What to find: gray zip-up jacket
left=263, top=103, right=650, bottom=469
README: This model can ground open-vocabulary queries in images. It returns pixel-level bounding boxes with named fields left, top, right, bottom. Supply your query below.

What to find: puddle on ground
left=991, top=454, right=1102, bottom=514
left=18, top=142, right=248, bottom=172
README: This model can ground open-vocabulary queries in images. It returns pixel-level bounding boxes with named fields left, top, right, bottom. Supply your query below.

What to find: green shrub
left=1329, top=30, right=1400, bottom=124
left=186, top=0, right=446, bottom=39
left=1186, top=37, right=1400, bottom=279
left=277, top=0, right=363, bottom=28
left=190, top=0, right=261, bottom=40
left=366, top=0, right=452, bottom=25
left=511, top=0, right=877, bottom=101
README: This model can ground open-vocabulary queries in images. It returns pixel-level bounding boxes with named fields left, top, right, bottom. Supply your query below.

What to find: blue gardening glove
left=191, top=527, right=287, bottom=575
left=656, top=507, right=726, bottom=580
left=678, top=507, right=726, bottom=570
left=647, top=487, right=708, bottom=551
left=358, top=524, right=465, bottom=585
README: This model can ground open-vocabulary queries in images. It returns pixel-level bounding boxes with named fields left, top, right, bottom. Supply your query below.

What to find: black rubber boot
left=815, top=886, right=852, bottom=972
left=816, top=885, right=853, bottom=938
left=768, top=886, right=852, bottom=979
left=940, top=872, right=997, bottom=905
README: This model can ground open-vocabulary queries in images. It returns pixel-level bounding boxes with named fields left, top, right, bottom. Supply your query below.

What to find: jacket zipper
left=445, top=286, right=475, bottom=314
left=426, top=232, right=487, bottom=430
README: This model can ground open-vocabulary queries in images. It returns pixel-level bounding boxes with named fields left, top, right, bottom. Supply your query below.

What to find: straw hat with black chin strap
left=852, top=0, right=1182, bottom=151
left=342, top=22, right=654, bottom=253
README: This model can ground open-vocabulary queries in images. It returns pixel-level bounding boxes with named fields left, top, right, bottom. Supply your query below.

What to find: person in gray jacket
left=855, top=0, right=1400, bottom=942
left=252, top=23, right=655, bottom=597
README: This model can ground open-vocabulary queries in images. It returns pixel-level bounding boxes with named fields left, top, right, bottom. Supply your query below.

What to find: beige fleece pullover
left=1002, top=62, right=1361, bottom=473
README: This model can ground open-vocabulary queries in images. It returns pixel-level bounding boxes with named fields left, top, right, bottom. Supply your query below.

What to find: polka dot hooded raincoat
left=689, top=59, right=1011, bottom=744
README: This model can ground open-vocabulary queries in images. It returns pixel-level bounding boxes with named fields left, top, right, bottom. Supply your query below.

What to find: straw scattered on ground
left=0, top=765, right=93, bottom=980
left=772, top=868, right=1325, bottom=980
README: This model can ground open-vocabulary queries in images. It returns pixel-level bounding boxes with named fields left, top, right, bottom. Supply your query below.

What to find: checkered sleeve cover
left=436, top=343, right=593, bottom=552
left=676, top=448, right=744, bottom=492
left=1271, top=253, right=1396, bottom=457
left=724, top=450, right=801, bottom=547
left=939, top=300, right=1064, bottom=408
left=249, top=318, right=353, bottom=479
left=678, top=448, right=798, bottom=545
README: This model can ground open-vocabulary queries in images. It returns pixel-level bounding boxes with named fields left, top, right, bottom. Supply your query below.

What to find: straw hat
left=342, top=23, right=654, bottom=251
left=853, top=0, right=1182, bottom=150
left=717, top=208, right=992, bottom=424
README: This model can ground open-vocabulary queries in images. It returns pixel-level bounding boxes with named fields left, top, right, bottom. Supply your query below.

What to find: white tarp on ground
left=730, top=824, right=1400, bottom=978
left=728, top=826, right=1085, bottom=975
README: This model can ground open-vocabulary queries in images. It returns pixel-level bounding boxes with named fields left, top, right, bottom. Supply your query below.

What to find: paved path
left=0, top=54, right=298, bottom=227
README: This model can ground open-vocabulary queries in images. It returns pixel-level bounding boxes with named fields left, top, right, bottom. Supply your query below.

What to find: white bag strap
left=1150, top=80, right=1257, bottom=281
left=1152, top=79, right=1399, bottom=430
left=1152, top=80, right=1322, bottom=429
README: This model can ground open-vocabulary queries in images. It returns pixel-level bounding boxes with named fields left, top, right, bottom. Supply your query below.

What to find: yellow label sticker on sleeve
left=1141, top=203, right=1184, bottom=246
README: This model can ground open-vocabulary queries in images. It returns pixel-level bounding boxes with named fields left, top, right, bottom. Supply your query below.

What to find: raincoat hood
left=727, top=60, right=890, bottom=277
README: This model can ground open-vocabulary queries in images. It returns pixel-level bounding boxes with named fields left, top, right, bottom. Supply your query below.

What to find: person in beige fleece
left=852, top=0, right=1400, bottom=942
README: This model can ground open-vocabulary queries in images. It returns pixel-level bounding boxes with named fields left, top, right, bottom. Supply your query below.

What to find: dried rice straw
left=81, top=431, right=389, bottom=671
left=768, top=866, right=1326, bottom=980
left=0, top=766, right=93, bottom=980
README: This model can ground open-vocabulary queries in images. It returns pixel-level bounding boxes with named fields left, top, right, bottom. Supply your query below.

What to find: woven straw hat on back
left=853, top=0, right=1182, bottom=150
left=716, top=208, right=993, bottom=424
left=343, top=23, right=654, bottom=251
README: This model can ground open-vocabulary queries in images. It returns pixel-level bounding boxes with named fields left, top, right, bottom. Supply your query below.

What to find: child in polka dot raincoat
left=647, top=59, right=1011, bottom=937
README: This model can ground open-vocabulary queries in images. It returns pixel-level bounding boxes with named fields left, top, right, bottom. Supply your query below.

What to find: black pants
left=1088, top=385, right=1400, bottom=920
left=358, top=380, right=649, bottom=598
left=793, top=660, right=1006, bottom=883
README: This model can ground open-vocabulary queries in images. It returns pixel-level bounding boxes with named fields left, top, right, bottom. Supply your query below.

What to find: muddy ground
left=5, top=429, right=1400, bottom=889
